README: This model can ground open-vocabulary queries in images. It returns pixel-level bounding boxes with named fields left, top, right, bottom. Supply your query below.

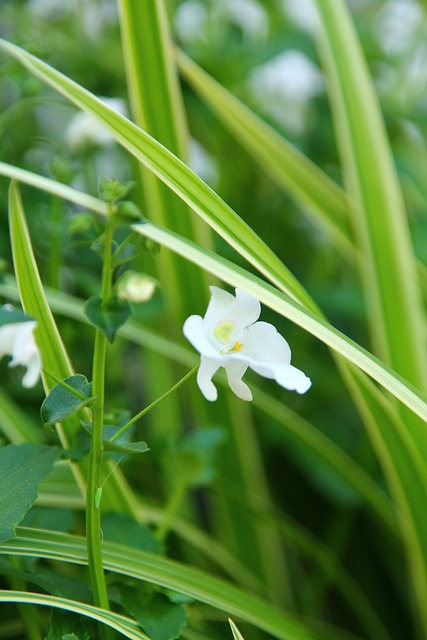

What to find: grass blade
left=314, top=0, right=427, bottom=390
left=133, top=219, right=427, bottom=423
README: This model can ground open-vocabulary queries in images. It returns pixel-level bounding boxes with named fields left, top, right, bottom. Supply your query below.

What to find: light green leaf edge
left=3, top=528, right=355, bottom=640
left=176, top=50, right=427, bottom=303
left=133, top=219, right=427, bottom=424
left=314, top=1, right=427, bottom=390
left=229, top=619, right=246, bottom=640
left=0, top=590, right=151, bottom=640
left=2, top=164, right=424, bottom=423
left=176, top=49, right=353, bottom=257
left=0, top=37, right=311, bottom=309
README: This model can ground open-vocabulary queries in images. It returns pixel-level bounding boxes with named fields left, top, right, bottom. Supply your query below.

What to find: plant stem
left=86, top=206, right=114, bottom=639
left=156, top=481, right=186, bottom=543
left=108, top=365, right=199, bottom=443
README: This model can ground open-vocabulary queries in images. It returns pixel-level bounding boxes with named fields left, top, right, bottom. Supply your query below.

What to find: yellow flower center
left=214, top=321, right=244, bottom=354
left=214, top=320, right=234, bottom=342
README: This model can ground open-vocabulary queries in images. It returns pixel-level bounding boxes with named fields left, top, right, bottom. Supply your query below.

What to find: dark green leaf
left=102, top=514, right=163, bottom=554
left=41, top=375, right=93, bottom=426
left=121, top=588, right=186, bottom=640
left=0, top=444, right=60, bottom=543
left=162, top=428, right=225, bottom=489
left=0, top=306, right=34, bottom=327
left=84, top=295, right=131, bottom=342
left=82, top=423, right=149, bottom=455
left=46, top=609, right=91, bottom=640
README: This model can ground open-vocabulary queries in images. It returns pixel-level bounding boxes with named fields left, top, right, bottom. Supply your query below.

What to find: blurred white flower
left=175, top=0, right=267, bottom=45
left=374, top=0, right=423, bottom=56
left=27, top=0, right=67, bottom=18
left=249, top=50, right=323, bottom=133
left=174, top=1, right=207, bottom=44
left=183, top=287, right=311, bottom=401
left=65, top=97, right=127, bottom=152
left=281, top=0, right=318, bottom=34
left=223, top=0, right=268, bottom=41
left=117, top=273, right=157, bottom=303
left=0, top=311, right=41, bottom=388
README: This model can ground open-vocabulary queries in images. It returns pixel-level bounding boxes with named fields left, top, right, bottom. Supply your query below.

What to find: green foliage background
left=0, top=1, right=427, bottom=640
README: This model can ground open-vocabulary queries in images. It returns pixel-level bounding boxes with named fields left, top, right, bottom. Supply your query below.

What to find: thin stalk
left=86, top=206, right=115, bottom=638
left=109, top=365, right=198, bottom=443
left=156, top=482, right=186, bottom=543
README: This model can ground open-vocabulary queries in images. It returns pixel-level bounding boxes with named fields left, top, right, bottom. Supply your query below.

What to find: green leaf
left=46, top=610, right=91, bottom=640
left=0, top=306, right=34, bottom=327
left=5, top=528, right=341, bottom=640
left=162, top=428, right=225, bottom=489
left=229, top=619, right=245, bottom=640
left=134, top=220, right=427, bottom=424
left=84, top=295, right=131, bottom=342
left=101, top=514, right=163, bottom=554
left=0, top=444, right=60, bottom=542
left=82, top=423, right=149, bottom=455
left=0, top=39, right=311, bottom=307
left=0, top=590, right=151, bottom=640
left=120, top=588, right=186, bottom=640
left=41, top=375, right=94, bottom=426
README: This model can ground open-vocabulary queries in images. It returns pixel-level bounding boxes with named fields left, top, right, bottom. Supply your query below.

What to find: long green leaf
left=0, top=591, right=150, bottom=640
left=0, top=274, right=396, bottom=534
left=133, top=219, right=427, bottom=423
left=2, top=528, right=359, bottom=640
left=0, top=38, right=312, bottom=309
left=176, top=49, right=353, bottom=256
left=7, top=181, right=139, bottom=517
left=314, top=1, right=426, bottom=390
left=116, top=2, right=291, bottom=598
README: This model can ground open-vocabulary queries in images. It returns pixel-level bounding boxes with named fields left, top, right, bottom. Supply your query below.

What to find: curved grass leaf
left=0, top=38, right=312, bottom=309
left=2, top=528, right=358, bottom=640
left=0, top=590, right=151, bottom=640
left=176, top=49, right=353, bottom=256
left=314, top=1, right=426, bottom=390
left=133, top=220, right=427, bottom=424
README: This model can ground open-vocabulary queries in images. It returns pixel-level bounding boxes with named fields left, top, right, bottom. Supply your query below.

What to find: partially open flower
left=0, top=309, right=41, bottom=388
left=183, top=287, right=311, bottom=401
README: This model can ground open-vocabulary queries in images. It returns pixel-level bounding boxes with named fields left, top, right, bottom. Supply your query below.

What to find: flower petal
left=0, top=324, right=20, bottom=358
left=240, top=321, right=291, bottom=363
left=224, top=359, right=252, bottom=401
left=197, top=356, right=222, bottom=401
left=275, top=364, right=312, bottom=394
left=183, top=315, right=224, bottom=359
left=203, top=287, right=236, bottom=328
left=233, top=288, right=261, bottom=329
left=8, top=322, right=41, bottom=388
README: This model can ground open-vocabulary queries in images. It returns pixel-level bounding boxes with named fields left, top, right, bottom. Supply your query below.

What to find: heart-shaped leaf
left=0, top=443, right=60, bottom=543
left=41, top=375, right=93, bottom=426
left=84, top=295, right=131, bottom=342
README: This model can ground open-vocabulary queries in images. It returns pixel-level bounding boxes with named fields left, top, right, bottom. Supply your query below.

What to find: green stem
left=86, top=206, right=115, bottom=639
left=156, top=481, right=186, bottom=543
left=109, top=365, right=199, bottom=443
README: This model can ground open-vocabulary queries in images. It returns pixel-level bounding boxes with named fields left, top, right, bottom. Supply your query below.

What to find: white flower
left=0, top=314, right=41, bottom=388
left=183, top=287, right=311, bottom=401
